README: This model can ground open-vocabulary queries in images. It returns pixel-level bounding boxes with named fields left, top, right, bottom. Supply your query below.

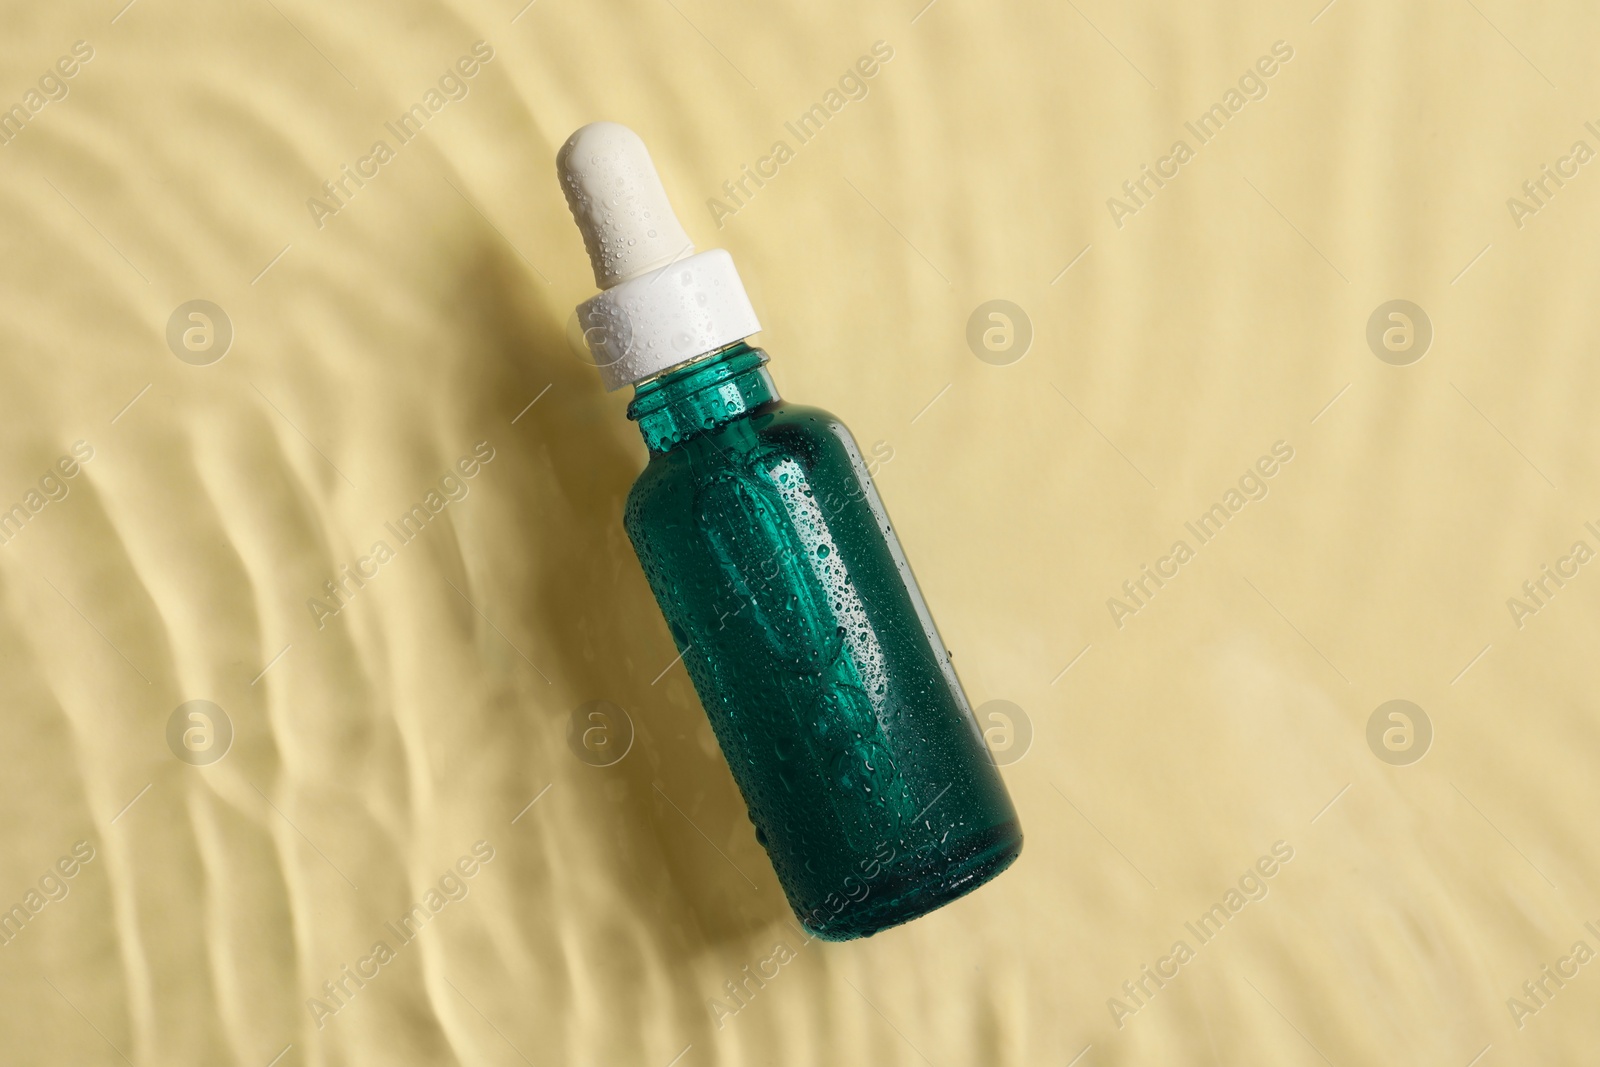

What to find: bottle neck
left=627, top=342, right=779, bottom=455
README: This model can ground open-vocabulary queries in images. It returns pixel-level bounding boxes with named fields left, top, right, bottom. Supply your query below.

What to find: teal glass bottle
left=624, top=342, right=1023, bottom=939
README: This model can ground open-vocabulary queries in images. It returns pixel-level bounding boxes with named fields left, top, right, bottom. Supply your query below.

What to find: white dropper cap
left=558, top=122, right=761, bottom=391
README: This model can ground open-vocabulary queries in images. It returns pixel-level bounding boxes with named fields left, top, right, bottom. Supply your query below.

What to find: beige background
left=2, top=0, right=1599, bottom=1063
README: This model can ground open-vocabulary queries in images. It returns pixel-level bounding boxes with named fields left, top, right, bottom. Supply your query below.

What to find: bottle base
left=801, top=820, right=1023, bottom=941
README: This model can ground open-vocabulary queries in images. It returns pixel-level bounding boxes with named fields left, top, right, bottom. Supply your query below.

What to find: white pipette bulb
left=558, top=122, right=696, bottom=290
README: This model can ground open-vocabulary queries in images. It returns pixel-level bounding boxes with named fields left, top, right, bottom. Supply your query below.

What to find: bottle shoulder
left=655, top=400, right=856, bottom=468
left=754, top=400, right=853, bottom=448
left=626, top=400, right=863, bottom=519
